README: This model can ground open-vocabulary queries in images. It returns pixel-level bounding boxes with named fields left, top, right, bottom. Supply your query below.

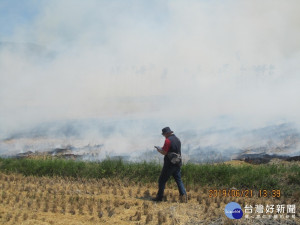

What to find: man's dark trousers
left=157, top=163, right=186, bottom=199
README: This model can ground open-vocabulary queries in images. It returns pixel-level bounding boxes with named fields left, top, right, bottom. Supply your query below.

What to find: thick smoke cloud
left=0, top=0, right=300, bottom=158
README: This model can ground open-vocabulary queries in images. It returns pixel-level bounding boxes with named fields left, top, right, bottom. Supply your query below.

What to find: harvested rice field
left=0, top=171, right=299, bottom=225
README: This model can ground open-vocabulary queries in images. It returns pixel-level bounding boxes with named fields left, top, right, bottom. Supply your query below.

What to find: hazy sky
left=1, top=0, right=300, bottom=139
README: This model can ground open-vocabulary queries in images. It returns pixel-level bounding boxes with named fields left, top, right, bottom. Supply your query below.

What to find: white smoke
left=0, top=0, right=300, bottom=157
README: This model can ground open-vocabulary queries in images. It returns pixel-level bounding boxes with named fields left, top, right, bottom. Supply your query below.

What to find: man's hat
left=162, top=127, right=173, bottom=135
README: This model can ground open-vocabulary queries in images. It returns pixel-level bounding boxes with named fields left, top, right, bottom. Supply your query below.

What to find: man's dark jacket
left=164, top=134, right=182, bottom=167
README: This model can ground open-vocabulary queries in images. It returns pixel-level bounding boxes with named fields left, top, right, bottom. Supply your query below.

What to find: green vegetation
left=180, top=162, right=300, bottom=195
left=0, top=157, right=299, bottom=197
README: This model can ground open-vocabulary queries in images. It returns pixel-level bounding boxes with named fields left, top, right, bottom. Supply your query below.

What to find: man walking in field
left=153, top=127, right=187, bottom=202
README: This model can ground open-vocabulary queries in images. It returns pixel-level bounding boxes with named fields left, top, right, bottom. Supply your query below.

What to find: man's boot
left=179, top=194, right=188, bottom=203
left=151, top=196, right=163, bottom=202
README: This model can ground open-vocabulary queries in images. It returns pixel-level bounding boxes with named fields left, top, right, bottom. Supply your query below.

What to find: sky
left=0, top=0, right=300, bottom=155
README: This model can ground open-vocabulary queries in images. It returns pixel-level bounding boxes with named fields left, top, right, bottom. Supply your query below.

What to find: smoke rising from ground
left=0, top=1, right=300, bottom=157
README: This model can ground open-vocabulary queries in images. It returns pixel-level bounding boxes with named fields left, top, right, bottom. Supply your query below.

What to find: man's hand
left=154, top=146, right=167, bottom=155
left=154, top=146, right=162, bottom=151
